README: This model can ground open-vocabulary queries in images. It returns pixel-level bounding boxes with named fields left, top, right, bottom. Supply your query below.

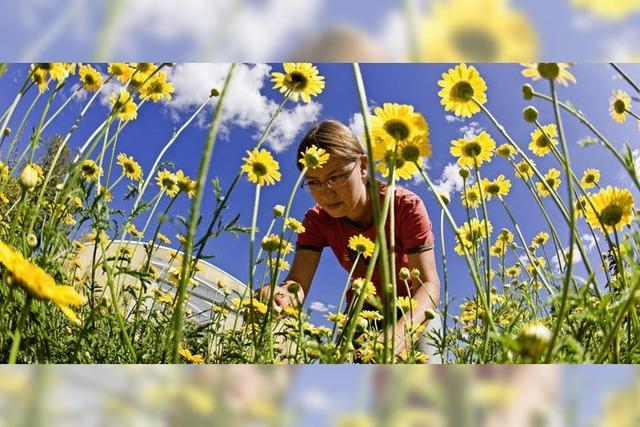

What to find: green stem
left=169, top=63, right=236, bottom=363
left=8, top=296, right=31, bottom=364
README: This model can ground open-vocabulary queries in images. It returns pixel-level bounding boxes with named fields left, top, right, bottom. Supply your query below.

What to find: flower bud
left=399, top=267, right=410, bottom=280
left=410, top=268, right=421, bottom=279
left=2, top=127, right=10, bottom=137
left=458, top=168, right=470, bottom=179
left=210, top=88, right=220, bottom=97
left=424, top=308, right=436, bottom=320
left=437, top=192, right=450, bottom=206
left=537, top=63, right=560, bottom=81
left=522, top=106, right=538, bottom=123
left=273, top=204, right=285, bottom=217
left=518, top=322, right=552, bottom=359
left=286, top=282, right=301, bottom=295
left=522, top=84, right=534, bottom=100
left=356, top=317, right=368, bottom=330
left=27, top=233, right=38, bottom=248
left=19, top=164, right=39, bottom=191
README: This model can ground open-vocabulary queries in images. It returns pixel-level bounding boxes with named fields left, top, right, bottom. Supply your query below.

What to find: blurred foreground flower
left=271, top=63, right=325, bottom=103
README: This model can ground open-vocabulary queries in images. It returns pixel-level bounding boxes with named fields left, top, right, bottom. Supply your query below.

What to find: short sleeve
left=296, top=207, right=328, bottom=252
left=397, top=192, right=435, bottom=254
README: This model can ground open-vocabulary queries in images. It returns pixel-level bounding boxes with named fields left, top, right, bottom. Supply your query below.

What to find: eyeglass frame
left=300, top=157, right=363, bottom=192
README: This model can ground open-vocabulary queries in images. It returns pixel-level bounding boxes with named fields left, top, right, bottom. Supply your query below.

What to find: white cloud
left=297, top=389, right=332, bottom=412
left=632, top=149, right=640, bottom=180
left=348, top=112, right=365, bottom=141
left=431, top=162, right=465, bottom=199
left=114, top=0, right=322, bottom=61
left=167, top=63, right=321, bottom=152
left=551, top=244, right=581, bottom=274
left=459, top=122, right=484, bottom=140
left=445, top=114, right=464, bottom=123
left=309, top=301, right=329, bottom=313
left=581, top=233, right=598, bottom=252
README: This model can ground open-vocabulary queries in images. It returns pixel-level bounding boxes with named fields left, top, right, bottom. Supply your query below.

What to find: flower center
left=85, top=74, right=95, bottom=85
left=288, top=71, right=308, bottom=90
left=545, top=178, right=556, bottom=187
left=536, top=135, right=551, bottom=148
left=401, top=144, right=420, bottom=162
left=252, top=162, right=267, bottom=177
left=162, top=178, right=176, bottom=188
left=537, top=63, right=560, bottom=80
left=384, top=119, right=410, bottom=141
left=462, top=141, right=482, bottom=157
left=486, top=183, right=500, bottom=194
left=614, top=99, right=627, bottom=115
left=452, top=28, right=499, bottom=61
left=600, top=204, right=623, bottom=226
left=585, top=174, right=595, bottom=184
left=124, top=163, right=135, bottom=173
left=450, top=81, right=474, bottom=102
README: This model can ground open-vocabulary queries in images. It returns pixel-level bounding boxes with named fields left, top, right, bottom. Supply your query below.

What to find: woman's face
left=303, top=155, right=368, bottom=217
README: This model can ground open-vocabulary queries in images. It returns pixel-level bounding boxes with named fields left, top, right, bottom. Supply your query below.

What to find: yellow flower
left=116, top=153, right=142, bottom=181
left=528, top=124, right=558, bottom=157
left=34, top=63, right=69, bottom=82
left=371, top=103, right=429, bottom=144
left=536, top=168, right=561, bottom=198
left=506, top=264, right=521, bottom=278
left=175, top=170, right=197, bottom=199
left=108, top=63, right=133, bottom=83
left=574, top=194, right=590, bottom=218
left=359, top=310, right=383, bottom=321
left=157, top=233, right=171, bottom=245
left=109, top=88, right=138, bottom=121
left=461, top=183, right=483, bottom=208
left=352, top=278, right=376, bottom=299
left=80, top=159, right=101, bottom=182
left=521, top=63, right=576, bottom=86
left=271, top=63, right=325, bottom=103
left=609, top=89, right=631, bottom=123
left=496, top=228, right=514, bottom=246
left=399, top=133, right=432, bottom=163
left=584, top=186, right=635, bottom=233
left=459, top=300, right=484, bottom=323
left=373, top=143, right=422, bottom=180
left=514, top=159, right=534, bottom=180
left=126, top=223, right=143, bottom=239
left=348, top=234, right=375, bottom=258
left=481, top=175, right=511, bottom=200
left=241, top=148, right=281, bottom=186
left=30, top=65, right=49, bottom=93
left=438, top=63, right=487, bottom=117
left=531, top=231, right=549, bottom=248
left=496, top=143, right=516, bottom=159
left=266, top=257, right=290, bottom=272
left=526, top=256, right=546, bottom=275
left=133, top=62, right=158, bottom=76
left=572, top=0, right=640, bottom=20
left=490, top=243, right=505, bottom=257
left=284, top=217, right=305, bottom=234
left=156, top=170, right=179, bottom=197
left=140, top=71, right=174, bottom=103
left=581, top=168, right=600, bottom=189
left=419, top=0, right=538, bottom=61
left=455, top=218, right=493, bottom=255
left=299, top=145, right=330, bottom=169
left=178, top=347, right=205, bottom=364
left=261, top=234, right=293, bottom=254
left=397, top=296, right=417, bottom=312
left=450, top=131, right=495, bottom=168
left=0, top=241, right=84, bottom=324
left=79, top=64, right=103, bottom=91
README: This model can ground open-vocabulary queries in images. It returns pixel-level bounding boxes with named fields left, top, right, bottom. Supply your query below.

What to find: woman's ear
left=360, top=155, right=368, bottom=176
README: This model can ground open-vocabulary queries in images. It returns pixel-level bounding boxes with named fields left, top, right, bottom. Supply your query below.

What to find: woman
left=260, top=120, right=441, bottom=362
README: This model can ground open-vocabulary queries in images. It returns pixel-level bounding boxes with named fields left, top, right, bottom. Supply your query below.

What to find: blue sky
left=1, top=63, right=639, bottom=327
left=2, top=0, right=640, bottom=61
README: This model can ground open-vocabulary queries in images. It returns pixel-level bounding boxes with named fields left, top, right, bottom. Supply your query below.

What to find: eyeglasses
left=301, top=160, right=360, bottom=193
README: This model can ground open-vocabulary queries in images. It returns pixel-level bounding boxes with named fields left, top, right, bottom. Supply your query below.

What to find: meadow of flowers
left=0, top=62, right=639, bottom=364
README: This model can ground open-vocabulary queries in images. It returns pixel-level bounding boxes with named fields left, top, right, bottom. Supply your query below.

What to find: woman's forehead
left=304, top=157, right=354, bottom=179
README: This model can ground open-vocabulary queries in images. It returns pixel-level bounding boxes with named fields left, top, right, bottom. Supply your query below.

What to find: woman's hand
left=255, top=281, right=305, bottom=314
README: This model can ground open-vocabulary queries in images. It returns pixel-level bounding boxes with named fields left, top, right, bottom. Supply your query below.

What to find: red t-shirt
left=296, top=184, right=435, bottom=304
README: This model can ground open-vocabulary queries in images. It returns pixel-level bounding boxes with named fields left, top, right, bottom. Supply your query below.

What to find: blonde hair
left=296, top=120, right=365, bottom=171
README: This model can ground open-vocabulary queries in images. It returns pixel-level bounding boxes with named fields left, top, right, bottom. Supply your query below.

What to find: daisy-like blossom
left=299, top=145, right=330, bottom=169
left=241, top=149, right=281, bottom=186
left=348, top=234, right=375, bottom=259
left=438, top=63, right=488, bottom=117
left=271, top=63, right=325, bottom=103
left=0, top=241, right=84, bottom=324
